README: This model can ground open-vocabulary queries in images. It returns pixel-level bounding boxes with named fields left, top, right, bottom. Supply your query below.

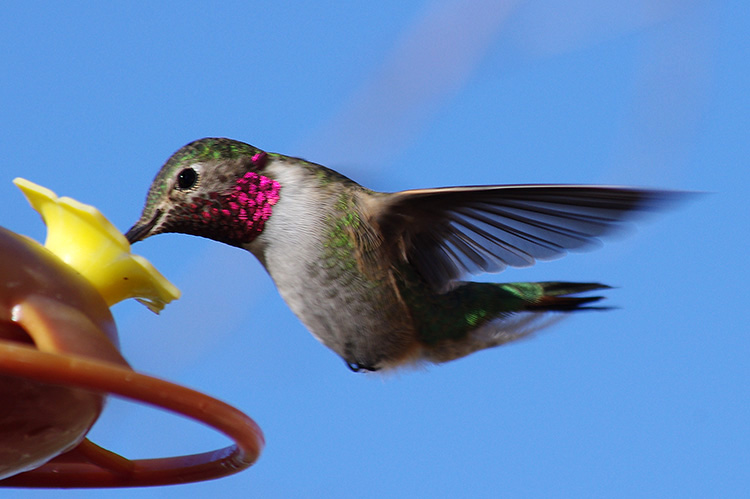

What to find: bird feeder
left=0, top=179, right=263, bottom=487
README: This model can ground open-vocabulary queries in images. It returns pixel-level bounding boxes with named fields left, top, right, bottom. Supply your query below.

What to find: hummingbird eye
left=176, top=168, right=198, bottom=190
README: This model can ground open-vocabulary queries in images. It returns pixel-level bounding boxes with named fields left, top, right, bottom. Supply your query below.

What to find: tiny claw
left=345, top=361, right=379, bottom=373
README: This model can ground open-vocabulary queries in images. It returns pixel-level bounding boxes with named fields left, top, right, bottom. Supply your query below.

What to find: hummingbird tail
left=416, top=281, right=613, bottom=366
left=525, top=282, right=612, bottom=311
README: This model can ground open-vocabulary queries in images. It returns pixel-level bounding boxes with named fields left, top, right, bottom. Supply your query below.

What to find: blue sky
left=2, top=0, right=748, bottom=497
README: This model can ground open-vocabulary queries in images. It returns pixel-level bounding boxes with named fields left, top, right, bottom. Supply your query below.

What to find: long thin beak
left=125, top=209, right=162, bottom=244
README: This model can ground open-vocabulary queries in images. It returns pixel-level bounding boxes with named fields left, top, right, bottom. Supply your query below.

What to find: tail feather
left=417, top=281, right=613, bottom=365
left=525, top=282, right=612, bottom=311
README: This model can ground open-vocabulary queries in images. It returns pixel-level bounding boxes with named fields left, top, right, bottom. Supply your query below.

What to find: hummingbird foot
left=345, top=361, right=380, bottom=373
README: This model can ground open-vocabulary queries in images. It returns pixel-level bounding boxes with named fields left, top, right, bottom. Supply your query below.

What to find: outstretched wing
left=373, top=185, right=682, bottom=292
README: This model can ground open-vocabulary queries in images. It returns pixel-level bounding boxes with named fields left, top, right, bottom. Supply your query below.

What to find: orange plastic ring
left=0, top=340, right=264, bottom=488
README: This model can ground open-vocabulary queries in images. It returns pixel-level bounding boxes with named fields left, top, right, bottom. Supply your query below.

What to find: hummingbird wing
left=374, top=185, right=680, bottom=292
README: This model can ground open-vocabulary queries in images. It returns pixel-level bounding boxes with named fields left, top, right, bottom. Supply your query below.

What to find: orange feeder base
left=0, top=341, right=264, bottom=488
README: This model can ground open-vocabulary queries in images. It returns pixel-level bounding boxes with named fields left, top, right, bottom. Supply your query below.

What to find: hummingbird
left=126, top=138, right=678, bottom=372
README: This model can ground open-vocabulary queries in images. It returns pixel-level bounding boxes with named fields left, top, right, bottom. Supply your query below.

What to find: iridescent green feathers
left=404, top=279, right=609, bottom=345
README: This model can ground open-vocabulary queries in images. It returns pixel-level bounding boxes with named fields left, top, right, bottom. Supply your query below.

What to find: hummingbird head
left=125, top=138, right=281, bottom=247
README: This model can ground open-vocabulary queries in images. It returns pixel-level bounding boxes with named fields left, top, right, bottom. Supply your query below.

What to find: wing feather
left=374, top=185, right=684, bottom=291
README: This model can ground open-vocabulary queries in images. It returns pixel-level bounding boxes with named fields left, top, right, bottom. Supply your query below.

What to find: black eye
left=176, top=168, right=198, bottom=190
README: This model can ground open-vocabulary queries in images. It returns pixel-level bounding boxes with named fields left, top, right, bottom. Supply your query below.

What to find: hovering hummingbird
left=126, top=138, right=678, bottom=372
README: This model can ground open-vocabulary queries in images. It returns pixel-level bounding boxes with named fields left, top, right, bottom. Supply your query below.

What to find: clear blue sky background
left=2, top=1, right=747, bottom=497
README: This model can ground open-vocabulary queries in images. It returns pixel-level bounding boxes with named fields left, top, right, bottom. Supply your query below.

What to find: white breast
left=245, top=163, right=341, bottom=343
left=244, top=161, right=415, bottom=368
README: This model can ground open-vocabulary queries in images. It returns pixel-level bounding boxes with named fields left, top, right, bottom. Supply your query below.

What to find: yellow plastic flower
left=13, top=178, right=180, bottom=313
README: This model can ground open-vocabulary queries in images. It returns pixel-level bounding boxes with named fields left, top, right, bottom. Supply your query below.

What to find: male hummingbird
left=126, top=138, right=677, bottom=372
